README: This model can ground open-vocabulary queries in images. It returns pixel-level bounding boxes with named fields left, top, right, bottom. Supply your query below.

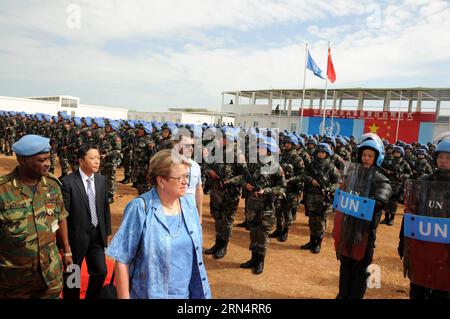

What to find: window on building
left=271, top=122, right=277, bottom=128
left=253, top=121, right=259, bottom=127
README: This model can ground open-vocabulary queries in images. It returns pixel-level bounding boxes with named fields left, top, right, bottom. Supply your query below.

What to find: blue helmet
left=357, top=133, right=385, bottom=167
left=297, top=136, right=305, bottom=147
left=435, top=137, right=450, bottom=155
left=324, top=136, right=336, bottom=148
left=316, top=143, right=333, bottom=157
left=404, top=144, right=413, bottom=151
left=307, top=138, right=317, bottom=146
left=284, top=134, right=299, bottom=146
left=393, top=146, right=405, bottom=157
left=417, top=149, right=428, bottom=157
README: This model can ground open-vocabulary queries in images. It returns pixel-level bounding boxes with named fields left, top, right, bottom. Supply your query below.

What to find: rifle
left=310, top=166, right=334, bottom=204
left=379, top=166, right=403, bottom=182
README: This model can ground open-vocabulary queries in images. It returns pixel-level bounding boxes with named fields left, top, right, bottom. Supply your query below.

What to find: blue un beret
left=12, top=135, right=51, bottom=156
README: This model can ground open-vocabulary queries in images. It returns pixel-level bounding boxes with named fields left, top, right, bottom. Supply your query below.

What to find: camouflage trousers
left=386, top=185, right=402, bottom=217
left=102, top=165, right=118, bottom=198
left=122, top=153, right=133, bottom=180
left=49, top=152, right=58, bottom=174
left=4, top=138, right=14, bottom=155
left=275, top=193, right=298, bottom=229
left=0, top=138, right=4, bottom=153
left=210, top=190, right=240, bottom=241
left=247, top=195, right=276, bottom=255
left=133, top=163, right=150, bottom=194
left=307, top=209, right=329, bottom=239
left=58, top=153, right=70, bottom=176
left=0, top=267, right=62, bottom=299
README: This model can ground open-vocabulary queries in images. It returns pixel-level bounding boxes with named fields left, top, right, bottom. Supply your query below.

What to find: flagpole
left=395, top=91, right=403, bottom=142
left=278, top=90, right=283, bottom=130
left=299, top=42, right=308, bottom=134
left=321, top=41, right=330, bottom=136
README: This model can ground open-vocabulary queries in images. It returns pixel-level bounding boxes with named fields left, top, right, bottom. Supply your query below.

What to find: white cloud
left=0, top=0, right=449, bottom=111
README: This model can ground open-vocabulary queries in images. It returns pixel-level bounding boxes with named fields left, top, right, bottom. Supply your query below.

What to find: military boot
left=213, top=239, right=228, bottom=259
left=268, top=225, right=282, bottom=238
left=312, top=237, right=322, bottom=254
left=292, top=208, right=297, bottom=221
left=380, top=212, right=390, bottom=224
left=236, top=220, right=248, bottom=228
left=240, top=251, right=257, bottom=269
left=204, top=236, right=220, bottom=255
left=386, top=214, right=395, bottom=226
left=300, top=236, right=314, bottom=250
left=254, top=253, right=265, bottom=275
left=278, top=227, right=289, bottom=242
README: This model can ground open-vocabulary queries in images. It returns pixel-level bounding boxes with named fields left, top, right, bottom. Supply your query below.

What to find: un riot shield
left=332, top=162, right=377, bottom=261
left=403, top=179, right=450, bottom=291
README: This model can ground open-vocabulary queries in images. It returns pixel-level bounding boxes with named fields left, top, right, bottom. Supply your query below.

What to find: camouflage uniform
left=120, top=127, right=135, bottom=184
left=381, top=156, right=411, bottom=225
left=4, top=118, right=16, bottom=156
left=204, top=141, right=247, bottom=259
left=0, top=169, right=67, bottom=299
left=240, top=158, right=286, bottom=274
left=301, top=157, right=339, bottom=252
left=57, top=123, right=71, bottom=177
left=410, top=157, right=433, bottom=179
left=132, top=130, right=156, bottom=195
left=101, top=128, right=123, bottom=202
left=336, top=145, right=350, bottom=161
left=270, top=147, right=304, bottom=240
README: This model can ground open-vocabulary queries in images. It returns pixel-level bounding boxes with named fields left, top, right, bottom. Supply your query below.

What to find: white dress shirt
left=79, top=168, right=96, bottom=198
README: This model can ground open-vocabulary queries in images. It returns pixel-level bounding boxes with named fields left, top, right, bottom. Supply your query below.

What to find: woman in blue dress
left=106, top=149, right=211, bottom=299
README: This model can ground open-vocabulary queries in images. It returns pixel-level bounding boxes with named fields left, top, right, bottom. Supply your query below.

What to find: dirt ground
left=0, top=154, right=411, bottom=299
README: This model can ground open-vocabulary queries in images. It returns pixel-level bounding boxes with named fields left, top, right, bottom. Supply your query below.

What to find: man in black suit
left=61, top=145, right=112, bottom=299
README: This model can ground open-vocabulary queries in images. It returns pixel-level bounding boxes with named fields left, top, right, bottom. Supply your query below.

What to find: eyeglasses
left=167, top=174, right=190, bottom=183
left=180, top=144, right=194, bottom=148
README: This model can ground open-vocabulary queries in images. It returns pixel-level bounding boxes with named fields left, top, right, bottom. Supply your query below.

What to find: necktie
left=86, top=177, right=98, bottom=227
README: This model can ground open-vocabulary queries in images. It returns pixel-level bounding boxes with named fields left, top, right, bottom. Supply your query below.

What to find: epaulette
left=46, top=173, right=62, bottom=186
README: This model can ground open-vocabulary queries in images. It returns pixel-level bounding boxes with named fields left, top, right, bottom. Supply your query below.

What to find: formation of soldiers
left=1, top=110, right=449, bottom=297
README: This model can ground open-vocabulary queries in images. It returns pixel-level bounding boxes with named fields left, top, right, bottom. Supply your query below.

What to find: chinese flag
left=364, top=118, right=420, bottom=143
left=327, top=48, right=336, bottom=83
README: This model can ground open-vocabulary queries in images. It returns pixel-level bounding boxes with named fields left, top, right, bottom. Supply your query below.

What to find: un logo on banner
left=319, top=120, right=340, bottom=136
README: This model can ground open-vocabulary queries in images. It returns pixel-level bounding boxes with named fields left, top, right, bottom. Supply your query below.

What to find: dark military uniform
left=0, top=170, right=68, bottom=298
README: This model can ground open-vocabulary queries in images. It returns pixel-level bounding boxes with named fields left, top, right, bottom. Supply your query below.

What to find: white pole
left=299, top=42, right=308, bottom=134
left=321, top=42, right=330, bottom=136
left=395, top=91, right=403, bottom=142
left=278, top=90, right=283, bottom=130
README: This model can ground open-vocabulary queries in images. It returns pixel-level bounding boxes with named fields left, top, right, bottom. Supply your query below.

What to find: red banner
left=363, top=118, right=422, bottom=143
left=300, top=108, right=436, bottom=122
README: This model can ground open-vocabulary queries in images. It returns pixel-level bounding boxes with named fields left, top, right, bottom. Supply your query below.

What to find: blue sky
left=0, top=0, right=449, bottom=112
